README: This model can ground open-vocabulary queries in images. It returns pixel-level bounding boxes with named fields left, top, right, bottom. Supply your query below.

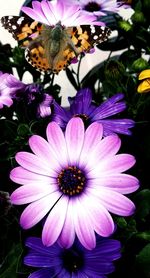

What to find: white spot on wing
left=93, top=35, right=98, bottom=40
left=17, top=17, right=24, bottom=25
left=12, top=25, right=17, bottom=30
left=90, top=26, right=95, bottom=33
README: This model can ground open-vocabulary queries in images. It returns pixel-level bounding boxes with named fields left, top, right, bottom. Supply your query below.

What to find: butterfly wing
left=1, top=15, right=51, bottom=71
left=70, top=25, right=111, bottom=53
left=1, top=16, right=42, bottom=47
left=25, top=40, right=52, bottom=72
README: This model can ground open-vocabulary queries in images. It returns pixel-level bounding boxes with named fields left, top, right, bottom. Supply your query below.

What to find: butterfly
left=1, top=15, right=111, bottom=74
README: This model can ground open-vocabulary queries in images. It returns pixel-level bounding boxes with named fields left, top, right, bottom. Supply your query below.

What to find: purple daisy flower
left=0, top=72, right=13, bottom=109
left=21, top=0, right=105, bottom=26
left=53, top=88, right=135, bottom=136
left=10, top=118, right=139, bottom=249
left=24, top=236, right=121, bottom=278
left=0, top=72, right=52, bottom=117
left=65, top=0, right=128, bottom=17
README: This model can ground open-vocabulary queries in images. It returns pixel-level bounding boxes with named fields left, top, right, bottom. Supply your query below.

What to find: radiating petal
left=56, top=269, right=70, bottom=278
left=24, top=253, right=53, bottom=267
left=10, top=166, right=52, bottom=185
left=88, top=187, right=135, bottom=216
left=41, top=0, right=57, bottom=25
left=28, top=268, right=52, bottom=278
left=88, top=174, right=139, bottom=194
left=90, top=93, right=126, bottom=120
left=42, top=196, right=69, bottom=246
left=46, top=122, right=68, bottom=166
left=47, top=0, right=64, bottom=22
left=85, top=135, right=121, bottom=171
left=20, top=191, right=61, bottom=229
left=80, top=193, right=114, bottom=237
left=85, top=262, right=115, bottom=275
left=65, top=118, right=84, bottom=165
left=16, top=152, right=57, bottom=177
left=21, top=6, right=49, bottom=25
left=89, top=154, right=136, bottom=177
left=10, top=182, right=57, bottom=204
left=58, top=199, right=75, bottom=248
left=79, top=122, right=103, bottom=166
left=25, top=237, right=60, bottom=256
left=70, top=88, right=92, bottom=115
left=29, top=135, right=62, bottom=170
left=72, top=197, right=96, bottom=250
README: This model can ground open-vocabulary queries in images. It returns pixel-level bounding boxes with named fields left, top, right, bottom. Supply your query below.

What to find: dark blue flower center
left=61, top=249, right=84, bottom=273
left=84, top=1, right=101, bottom=12
left=57, top=166, right=86, bottom=196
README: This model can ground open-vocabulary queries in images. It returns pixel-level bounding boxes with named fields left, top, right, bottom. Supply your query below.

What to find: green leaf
left=135, top=189, right=150, bottom=219
left=136, top=232, right=150, bottom=241
left=17, top=124, right=30, bottom=137
left=0, top=244, right=23, bottom=278
left=65, top=68, right=79, bottom=91
left=136, top=243, right=150, bottom=278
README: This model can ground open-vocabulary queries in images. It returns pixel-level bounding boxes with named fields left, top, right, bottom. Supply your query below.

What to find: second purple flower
left=53, top=88, right=135, bottom=136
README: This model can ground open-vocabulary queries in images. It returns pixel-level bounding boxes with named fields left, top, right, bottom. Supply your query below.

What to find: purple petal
left=47, top=0, right=65, bottom=23
left=85, top=135, right=121, bottom=172
left=10, top=166, right=52, bottom=185
left=46, top=122, right=68, bottom=166
left=65, top=118, right=85, bottom=165
left=15, top=152, right=57, bottom=177
left=24, top=253, right=54, bottom=267
left=41, top=0, right=57, bottom=25
left=88, top=187, right=136, bottom=216
left=89, top=154, right=136, bottom=177
left=56, top=269, right=71, bottom=278
left=88, top=174, right=139, bottom=194
left=80, top=193, right=114, bottom=237
left=72, top=197, right=96, bottom=250
left=87, top=238, right=121, bottom=260
left=28, top=268, right=52, bottom=278
left=90, top=93, right=126, bottom=120
left=53, top=101, right=71, bottom=127
left=79, top=122, right=103, bottom=166
left=29, top=135, right=62, bottom=170
left=99, top=119, right=135, bottom=136
left=38, top=94, right=52, bottom=118
left=21, top=6, right=49, bottom=25
left=58, top=199, right=75, bottom=248
left=70, top=88, right=92, bottom=115
left=25, top=237, right=60, bottom=256
left=85, top=261, right=115, bottom=275
left=20, top=191, right=61, bottom=229
left=10, top=183, right=57, bottom=205
left=42, top=196, right=69, bottom=246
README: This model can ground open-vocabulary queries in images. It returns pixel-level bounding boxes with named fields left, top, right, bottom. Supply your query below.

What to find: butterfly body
left=1, top=15, right=111, bottom=73
left=42, top=23, right=64, bottom=58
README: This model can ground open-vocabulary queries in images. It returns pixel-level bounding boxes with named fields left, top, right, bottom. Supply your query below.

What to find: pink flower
left=0, top=71, right=53, bottom=117
left=10, top=118, right=139, bottom=249
left=21, top=0, right=105, bottom=26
